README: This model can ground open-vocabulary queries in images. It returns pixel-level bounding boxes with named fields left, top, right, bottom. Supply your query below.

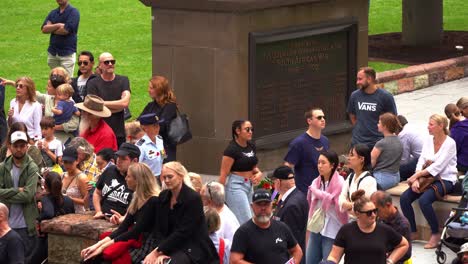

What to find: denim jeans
left=225, top=173, right=252, bottom=224
left=306, top=232, right=334, bottom=264
left=374, top=170, right=400, bottom=190
left=399, top=158, right=418, bottom=181
left=400, top=180, right=454, bottom=234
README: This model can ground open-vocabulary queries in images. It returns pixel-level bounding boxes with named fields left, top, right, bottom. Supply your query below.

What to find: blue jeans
left=225, top=173, right=252, bottom=224
left=306, top=232, right=334, bottom=264
left=400, top=180, right=454, bottom=234
left=400, top=158, right=418, bottom=181
left=374, top=170, right=400, bottom=190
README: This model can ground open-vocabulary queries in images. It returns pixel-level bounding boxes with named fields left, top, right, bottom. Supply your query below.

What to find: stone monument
left=140, top=0, right=370, bottom=174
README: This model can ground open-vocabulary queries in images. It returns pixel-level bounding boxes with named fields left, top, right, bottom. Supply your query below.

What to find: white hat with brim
left=458, top=242, right=468, bottom=255
left=11, top=131, right=28, bottom=144
left=75, top=95, right=111, bottom=118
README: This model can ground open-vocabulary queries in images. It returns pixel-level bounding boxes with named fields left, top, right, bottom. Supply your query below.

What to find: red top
left=81, top=119, right=118, bottom=153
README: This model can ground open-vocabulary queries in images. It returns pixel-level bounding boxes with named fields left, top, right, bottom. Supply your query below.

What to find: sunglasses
left=103, top=60, right=116, bottom=66
left=16, top=84, right=25, bottom=88
left=78, top=61, right=89, bottom=66
left=207, top=181, right=214, bottom=200
left=359, top=208, right=378, bottom=217
left=244, top=127, right=254, bottom=133
left=315, top=115, right=326, bottom=120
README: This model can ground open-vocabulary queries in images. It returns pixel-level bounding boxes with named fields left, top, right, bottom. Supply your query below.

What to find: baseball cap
left=115, top=143, right=141, bottom=159
left=252, top=188, right=272, bottom=203
left=458, top=242, right=468, bottom=255
left=62, top=147, right=78, bottom=162
left=270, top=165, right=295, bottom=180
left=10, top=131, right=28, bottom=144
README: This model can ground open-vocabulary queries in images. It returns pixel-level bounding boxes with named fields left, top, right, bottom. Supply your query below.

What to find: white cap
left=10, top=131, right=28, bottom=144
left=459, top=242, right=468, bottom=255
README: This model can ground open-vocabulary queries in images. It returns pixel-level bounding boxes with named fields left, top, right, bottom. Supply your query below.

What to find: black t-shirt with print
left=223, top=140, right=258, bottom=172
left=231, top=219, right=297, bottom=264
left=334, top=221, right=403, bottom=264
left=96, top=165, right=133, bottom=215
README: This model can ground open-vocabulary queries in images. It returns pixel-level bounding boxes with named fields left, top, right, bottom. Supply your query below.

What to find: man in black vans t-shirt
left=93, top=143, right=140, bottom=217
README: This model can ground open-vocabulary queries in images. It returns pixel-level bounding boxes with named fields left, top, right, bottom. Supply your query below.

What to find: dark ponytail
left=44, top=171, right=64, bottom=208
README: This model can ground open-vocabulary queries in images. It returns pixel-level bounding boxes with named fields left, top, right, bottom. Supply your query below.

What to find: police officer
left=136, top=113, right=166, bottom=177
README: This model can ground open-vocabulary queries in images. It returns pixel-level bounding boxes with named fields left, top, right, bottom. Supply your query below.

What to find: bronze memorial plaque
left=249, top=21, right=357, bottom=148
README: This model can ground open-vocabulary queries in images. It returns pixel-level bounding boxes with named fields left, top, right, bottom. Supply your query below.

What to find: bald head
left=99, top=52, right=113, bottom=61
left=0, top=203, right=9, bottom=219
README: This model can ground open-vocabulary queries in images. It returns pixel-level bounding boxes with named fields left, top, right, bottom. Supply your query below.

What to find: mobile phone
left=104, top=213, right=113, bottom=218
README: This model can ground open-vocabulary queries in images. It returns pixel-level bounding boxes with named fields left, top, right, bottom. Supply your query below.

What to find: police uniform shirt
left=136, top=134, right=166, bottom=176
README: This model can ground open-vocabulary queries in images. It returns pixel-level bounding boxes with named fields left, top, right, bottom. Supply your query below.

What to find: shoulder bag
left=168, top=107, right=192, bottom=145
left=307, top=207, right=325, bottom=233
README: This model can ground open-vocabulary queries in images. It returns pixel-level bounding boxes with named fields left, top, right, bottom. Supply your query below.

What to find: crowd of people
left=0, top=1, right=468, bottom=264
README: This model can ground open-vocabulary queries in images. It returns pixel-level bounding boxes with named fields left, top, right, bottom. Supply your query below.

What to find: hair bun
left=351, top=189, right=366, bottom=202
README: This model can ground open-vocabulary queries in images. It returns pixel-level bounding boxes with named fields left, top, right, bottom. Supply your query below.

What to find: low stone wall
left=41, top=212, right=116, bottom=264
left=376, top=55, right=468, bottom=94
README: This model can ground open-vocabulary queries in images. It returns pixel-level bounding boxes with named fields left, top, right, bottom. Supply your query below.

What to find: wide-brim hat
left=75, top=95, right=111, bottom=118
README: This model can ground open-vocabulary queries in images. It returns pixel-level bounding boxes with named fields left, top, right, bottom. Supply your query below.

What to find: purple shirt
left=450, top=119, right=468, bottom=168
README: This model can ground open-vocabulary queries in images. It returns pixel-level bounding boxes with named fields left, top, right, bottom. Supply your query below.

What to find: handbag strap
left=431, top=177, right=447, bottom=201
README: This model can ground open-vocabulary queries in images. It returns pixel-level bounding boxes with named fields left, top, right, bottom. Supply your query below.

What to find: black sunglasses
left=359, top=208, right=378, bottom=217
left=78, top=61, right=89, bottom=66
left=16, top=84, right=25, bottom=88
left=244, top=127, right=254, bottom=133
left=103, top=60, right=116, bottom=66
left=207, top=181, right=214, bottom=200
left=315, top=115, right=326, bottom=120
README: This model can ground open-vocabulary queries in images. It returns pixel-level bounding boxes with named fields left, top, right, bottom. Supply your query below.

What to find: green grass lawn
left=368, top=0, right=468, bottom=72
left=0, top=0, right=152, bottom=118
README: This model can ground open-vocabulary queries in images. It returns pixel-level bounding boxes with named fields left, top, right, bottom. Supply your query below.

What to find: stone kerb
left=41, top=212, right=116, bottom=264
left=376, top=55, right=468, bottom=95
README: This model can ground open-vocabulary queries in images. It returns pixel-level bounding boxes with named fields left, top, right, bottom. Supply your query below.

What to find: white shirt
left=338, top=171, right=377, bottom=211
left=9, top=99, right=42, bottom=140
left=417, top=135, right=458, bottom=184
left=280, top=186, right=296, bottom=202
left=398, top=124, right=425, bottom=164
left=218, top=205, right=240, bottom=244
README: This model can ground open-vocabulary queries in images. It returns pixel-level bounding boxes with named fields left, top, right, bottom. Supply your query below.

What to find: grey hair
left=68, top=137, right=95, bottom=158
left=371, top=190, right=393, bottom=207
left=0, top=203, right=9, bottom=219
left=202, top=181, right=225, bottom=208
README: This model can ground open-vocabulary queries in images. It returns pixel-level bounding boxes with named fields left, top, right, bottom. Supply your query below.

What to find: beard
left=254, top=213, right=272, bottom=224
left=79, top=116, right=90, bottom=135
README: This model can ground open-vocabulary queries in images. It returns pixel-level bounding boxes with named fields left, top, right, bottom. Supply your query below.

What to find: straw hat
left=75, top=95, right=111, bottom=118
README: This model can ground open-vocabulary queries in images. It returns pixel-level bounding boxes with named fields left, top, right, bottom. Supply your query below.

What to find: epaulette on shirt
left=156, top=135, right=163, bottom=140
left=136, top=138, right=146, bottom=146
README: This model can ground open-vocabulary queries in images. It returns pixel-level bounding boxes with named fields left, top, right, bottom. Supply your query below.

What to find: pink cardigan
left=307, top=171, right=348, bottom=224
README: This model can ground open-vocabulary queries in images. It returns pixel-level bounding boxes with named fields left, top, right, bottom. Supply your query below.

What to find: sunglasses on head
left=207, top=181, right=214, bottom=200
left=244, top=127, right=254, bottom=133
left=103, top=60, right=116, bottom=66
left=315, top=115, right=326, bottom=120
left=78, top=61, right=89, bottom=66
left=359, top=208, right=378, bottom=217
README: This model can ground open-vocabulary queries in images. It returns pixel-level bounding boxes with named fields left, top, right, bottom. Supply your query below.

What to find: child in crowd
left=189, top=172, right=203, bottom=193
left=37, top=116, right=63, bottom=169
left=205, top=207, right=230, bottom=264
left=52, top=83, right=80, bottom=125
left=125, top=120, right=144, bottom=144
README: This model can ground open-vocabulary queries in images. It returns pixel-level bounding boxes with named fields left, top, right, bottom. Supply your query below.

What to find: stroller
left=435, top=176, right=468, bottom=264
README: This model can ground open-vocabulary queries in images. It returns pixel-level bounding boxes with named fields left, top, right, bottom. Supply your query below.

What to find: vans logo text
left=358, top=102, right=377, bottom=111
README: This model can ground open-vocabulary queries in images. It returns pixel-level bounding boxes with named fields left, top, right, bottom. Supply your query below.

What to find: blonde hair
left=125, top=121, right=144, bottom=144
left=50, top=67, right=71, bottom=83
left=56, top=83, right=74, bottom=98
left=163, top=162, right=194, bottom=190
left=188, top=172, right=202, bottom=193
left=430, top=114, right=449, bottom=135
left=127, top=163, right=160, bottom=214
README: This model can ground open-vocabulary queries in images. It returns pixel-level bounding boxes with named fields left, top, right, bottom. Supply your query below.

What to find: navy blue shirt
left=284, top=133, right=329, bottom=193
left=347, top=88, right=397, bottom=148
left=42, top=4, right=80, bottom=56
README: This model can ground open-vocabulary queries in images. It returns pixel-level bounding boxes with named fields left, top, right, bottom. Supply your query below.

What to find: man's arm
left=288, top=244, right=303, bottom=264
left=104, top=90, right=130, bottom=113
left=93, top=188, right=104, bottom=218
left=230, top=252, right=253, bottom=264
left=349, top=113, right=357, bottom=126
left=3, top=168, right=38, bottom=204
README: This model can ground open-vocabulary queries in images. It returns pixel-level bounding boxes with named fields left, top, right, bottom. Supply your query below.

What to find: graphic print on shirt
left=102, top=179, right=131, bottom=205
left=243, top=151, right=255, bottom=158
left=358, top=102, right=377, bottom=111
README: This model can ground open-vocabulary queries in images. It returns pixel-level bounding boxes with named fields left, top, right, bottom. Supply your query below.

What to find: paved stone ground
left=200, top=77, right=468, bottom=264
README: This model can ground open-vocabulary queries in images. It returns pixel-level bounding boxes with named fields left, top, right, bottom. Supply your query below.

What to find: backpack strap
left=219, top=237, right=225, bottom=264
left=357, top=171, right=372, bottom=190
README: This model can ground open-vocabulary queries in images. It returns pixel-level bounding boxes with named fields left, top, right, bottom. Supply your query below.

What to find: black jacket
left=157, top=184, right=219, bottom=264
left=274, top=187, right=309, bottom=260
left=71, top=73, right=98, bottom=103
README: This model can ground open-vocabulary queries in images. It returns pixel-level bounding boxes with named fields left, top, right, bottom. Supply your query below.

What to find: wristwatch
left=386, top=259, right=394, bottom=264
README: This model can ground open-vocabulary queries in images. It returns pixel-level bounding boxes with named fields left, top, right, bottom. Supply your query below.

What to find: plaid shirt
left=81, top=154, right=101, bottom=181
